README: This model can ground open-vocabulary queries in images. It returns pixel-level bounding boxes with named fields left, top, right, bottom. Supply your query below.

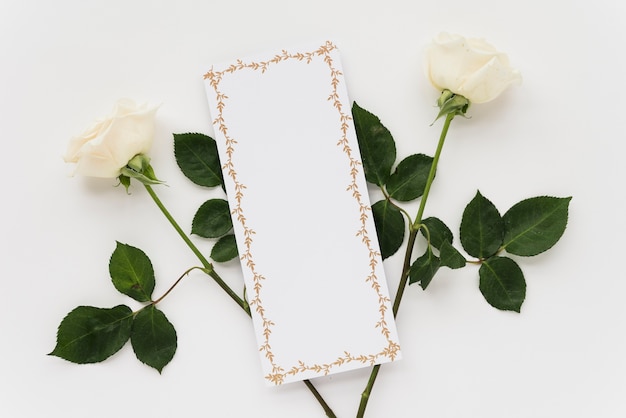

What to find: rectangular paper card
left=203, top=41, right=401, bottom=385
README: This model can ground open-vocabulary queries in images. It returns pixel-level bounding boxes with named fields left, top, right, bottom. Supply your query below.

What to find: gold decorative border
left=204, top=41, right=400, bottom=385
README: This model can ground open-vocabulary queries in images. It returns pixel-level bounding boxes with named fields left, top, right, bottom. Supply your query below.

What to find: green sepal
left=434, top=90, right=470, bottom=122
left=131, top=305, right=177, bottom=373
left=119, top=154, right=164, bottom=187
left=409, top=246, right=440, bottom=290
left=119, top=166, right=164, bottom=186
left=503, top=196, right=572, bottom=256
left=109, top=242, right=155, bottom=302
left=142, top=164, right=161, bottom=183
left=371, top=199, right=405, bottom=259
left=386, top=154, right=434, bottom=202
left=460, top=191, right=504, bottom=259
left=127, top=154, right=151, bottom=172
left=479, top=256, right=526, bottom=312
left=118, top=175, right=131, bottom=193
left=192, top=199, right=233, bottom=238
left=436, top=89, right=455, bottom=108
left=49, top=305, right=133, bottom=363
left=211, top=234, right=239, bottom=262
left=352, top=102, right=396, bottom=187
left=173, top=133, right=224, bottom=188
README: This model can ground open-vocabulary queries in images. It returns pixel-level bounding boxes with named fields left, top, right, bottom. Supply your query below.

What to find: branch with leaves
left=55, top=124, right=338, bottom=416
left=352, top=96, right=570, bottom=417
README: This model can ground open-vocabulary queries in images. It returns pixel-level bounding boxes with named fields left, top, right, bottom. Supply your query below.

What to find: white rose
left=425, top=33, right=522, bottom=104
left=64, top=99, right=159, bottom=178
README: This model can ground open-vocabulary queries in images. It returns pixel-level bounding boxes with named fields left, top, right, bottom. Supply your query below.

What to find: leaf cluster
left=353, top=102, right=571, bottom=312
left=173, top=133, right=238, bottom=262
left=460, top=192, right=571, bottom=311
left=50, top=243, right=177, bottom=372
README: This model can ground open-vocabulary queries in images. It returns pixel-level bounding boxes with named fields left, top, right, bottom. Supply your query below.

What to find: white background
left=1, top=1, right=624, bottom=417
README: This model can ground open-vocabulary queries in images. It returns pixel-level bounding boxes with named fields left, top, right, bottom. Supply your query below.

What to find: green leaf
left=211, top=234, right=239, bottom=262
left=420, top=217, right=453, bottom=248
left=386, top=154, right=434, bottom=201
left=173, top=133, right=223, bottom=188
left=371, top=199, right=405, bottom=259
left=419, top=217, right=465, bottom=268
left=49, top=305, right=133, bottom=363
left=352, top=102, right=396, bottom=186
left=131, top=305, right=177, bottom=373
left=409, top=246, right=440, bottom=290
left=439, top=240, right=466, bottom=269
left=109, top=242, right=155, bottom=302
left=479, top=256, right=526, bottom=312
left=460, top=191, right=504, bottom=259
left=503, top=196, right=572, bottom=256
left=192, top=199, right=233, bottom=238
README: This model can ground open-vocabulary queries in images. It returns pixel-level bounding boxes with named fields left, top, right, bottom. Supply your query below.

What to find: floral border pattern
left=204, top=41, right=400, bottom=385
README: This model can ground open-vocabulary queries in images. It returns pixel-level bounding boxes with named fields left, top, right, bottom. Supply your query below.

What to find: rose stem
left=143, top=184, right=337, bottom=418
left=143, top=184, right=249, bottom=313
left=356, top=112, right=455, bottom=418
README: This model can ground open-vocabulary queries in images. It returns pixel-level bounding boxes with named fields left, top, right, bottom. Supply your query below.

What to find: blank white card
left=203, top=41, right=400, bottom=385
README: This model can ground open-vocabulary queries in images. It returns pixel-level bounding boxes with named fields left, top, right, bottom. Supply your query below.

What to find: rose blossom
left=425, top=33, right=522, bottom=104
left=64, top=99, right=159, bottom=178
